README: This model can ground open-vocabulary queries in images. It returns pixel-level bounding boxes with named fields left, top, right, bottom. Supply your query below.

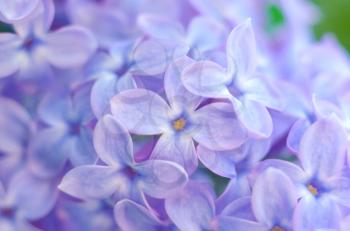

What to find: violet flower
left=58, top=115, right=188, bottom=202
left=181, top=19, right=282, bottom=138
left=0, top=0, right=97, bottom=79
left=110, top=57, right=247, bottom=173
left=29, top=84, right=97, bottom=178
left=254, top=117, right=349, bottom=230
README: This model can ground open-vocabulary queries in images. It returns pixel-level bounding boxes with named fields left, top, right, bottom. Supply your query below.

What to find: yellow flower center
left=172, top=118, right=186, bottom=131
left=307, top=184, right=318, bottom=196
left=272, top=226, right=284, bottom=231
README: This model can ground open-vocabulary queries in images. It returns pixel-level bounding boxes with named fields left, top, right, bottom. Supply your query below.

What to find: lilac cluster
left=1, top=0, right=350, bottom=230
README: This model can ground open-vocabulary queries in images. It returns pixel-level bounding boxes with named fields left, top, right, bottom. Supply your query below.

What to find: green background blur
left=314, top=0, right=350, bottom=51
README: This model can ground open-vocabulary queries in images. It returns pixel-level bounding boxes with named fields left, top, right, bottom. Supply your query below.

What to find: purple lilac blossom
left=0, top=0, right=349, bottom=230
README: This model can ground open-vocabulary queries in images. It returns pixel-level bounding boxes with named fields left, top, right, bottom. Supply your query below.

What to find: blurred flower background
left=0, top=0, right=350, bottom=231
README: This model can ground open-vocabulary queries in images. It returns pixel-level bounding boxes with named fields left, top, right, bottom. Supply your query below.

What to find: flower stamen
left=307, top=184, right=318, bottom=196
left=173, top=118, right=186, bottom=131
left=272, top=226, right=284, bottom=231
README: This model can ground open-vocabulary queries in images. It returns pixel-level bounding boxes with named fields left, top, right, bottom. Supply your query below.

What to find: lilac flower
left=0, top=168, right=58, bottom=231
left=223, top=167, right=298, bottom=231
left=110, top=57, right=247, bottom=173
left=0, top=0, right=97, bottom=79
left=254, top=117, right=349, bottom=230
left=58, top=115, right=188, bottom=201
left=29, top=84, right=97, bottom=178
left=164, top=178, right=293, bottom=231
left=181, top=19, right=282, bottom=138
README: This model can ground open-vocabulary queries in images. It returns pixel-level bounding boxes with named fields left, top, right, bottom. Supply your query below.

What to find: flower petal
left=0, top=97, right=31, bottom=155
left=111, top=89, right=171, bottom=135
left=114, top=199, right=165, bottom=231
left=252, top=168, right=297, bottom=228
left=252, top=159, right=307, bottom=185
left=181, top=60, right=231, bottom=98
left=192, top=102, right=247, bottom=150
left=239, top=77, right=284, bottom=110
left=327, top=177, right=350, bottom=207
left=93, top=115, right=133, bottom=166
left=91, top=72, right=136, bottom=119
left=164, top=57, right=201, bottom=111
left=137, top=13, right=184, bottom=40
left=197, top=145, right=236, bottom=178
left=187, top=16, right=227, bottom=52
left=44, top=25, right=97, bottom=68
left=0, top=0, right=39, bottom=21
left=286, top=118, right=311, bottom=153
left=6, top=170, right=57, bottom=220
left=220, top=196, right=255, bottom=220
left=150, top=134, right=197, bottom=174
left=216, top=217, right=266, bottom=231
left=0, top=33, right=22, bottom=78
left=226, top=18, right=256, bottom=78
left=216, top=177, right=251, bottom=212
left=58, top=165, right=121, bottom=200
left=165, top=181, right=215, bottom=231
left=135, top=159, right=188, bottom=198
left=232, top=97, right=273, bottom=138
left=294, top=196, right=341, bottom=231
left=28, top=128, right=69, bottom=178
left=131, top=38, right=184, bottom=76
left=299, top=117, right=347, bottom=179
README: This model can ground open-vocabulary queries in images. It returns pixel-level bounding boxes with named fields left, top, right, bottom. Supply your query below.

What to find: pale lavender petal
left=197, top=145, right=236, bottom=178
left=165, top=182, right=215, bottom=231
left=150, top=134, right=197, bottom=174
left=110, top=89, right=171, bottom=135
left=216, top=177, right=251, bottom=212
left=6, top=170, right=58, bottom=220
left=327, top=177, right=350, bottom=207
left=0, top=0, right=39, bottom=21
left=114, top=199, right=165, bottom=231
left=341, top=215, right=350, bottom=231
left=220, top=196, right=255, bottom=220
left=0, top=33, right=22, bottom=78
left=299, top=117, right=347, bottom=179
left=226, top=19, right=256, bottom=78
left=93, top=115, right=133, bottom=166
left=137, top=13, right=184, bottom=40
left=252, top=168, right=297, bottom=228
left=181, top=60, right=231, bottom=98
left=187, top=16, right=227, bottom=51
left=216, top=217, right=266, bottom=231
left=135, top=159, right=188, bottom=198
left=232, top=97, right=273, bottom=138
left=286, top=118, right=310, bottom=153
left=37, top=91, right=71, bottom=126
left=28, top=128, right=69, bottom=178
left=13, top=0, right=55, bottom=37
left=43, top=26, right=97, bottom=68
left=0, top=97, right=31, bottom=155
left=131, top=38, right=184, bottom=76
left=68, top=129, right=97, bottom=166
left=192, top=102, right=247, bottom=150
left=239, top=77, right=284, bottom=110
left=91, top=72, right=136, bottom=119
left=294, top=197, right=341, bottom=231
left=58, top=165, right=121, bottom=200
left=252, top=159, right=307, bottom=185
left=164, top=57, right=201, bottom=111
